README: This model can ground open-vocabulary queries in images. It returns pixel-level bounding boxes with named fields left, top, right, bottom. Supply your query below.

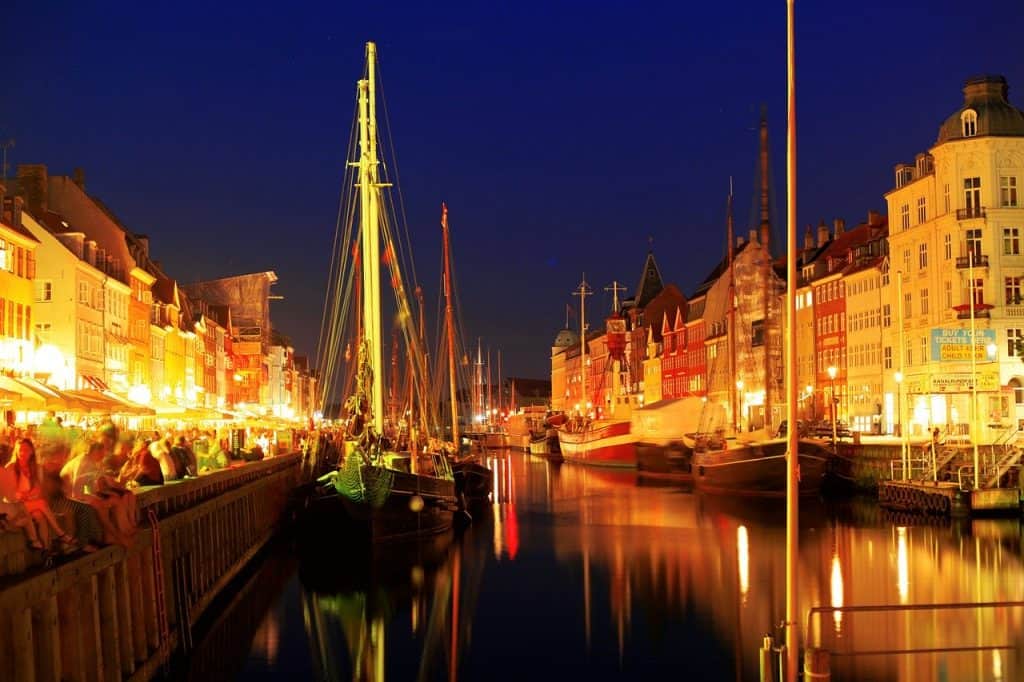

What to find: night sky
left=4, top=1, right=1023, bottom=380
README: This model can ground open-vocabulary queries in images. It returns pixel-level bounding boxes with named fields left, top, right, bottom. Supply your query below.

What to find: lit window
left=1010, top=329, right=1024, bottom=358
left=1006, top=277, right=1022, bottom=305
left=962, top=109, right=978, bottom=137
left=944, top=234, right=952, bottom=260
left=918, top=243, right=928, bottom=268
left=901, top=204, right=910, bottom=230
left=1001, top=177, right=1018, bottom=207
left=34, top=281, right=52, bottom=302
left=1005, top=228, right=1021, bottom=256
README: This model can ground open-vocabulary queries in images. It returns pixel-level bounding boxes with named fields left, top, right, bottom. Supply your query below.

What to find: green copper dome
left=936, top=75, right=1024, bottom=145
left=553, top=328, right=579, bottom=348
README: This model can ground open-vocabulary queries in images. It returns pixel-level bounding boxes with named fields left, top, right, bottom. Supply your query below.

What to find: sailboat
left=556, top=276, right=637, bottom=467
left=312, top=41, right=457, bottom=541
left=691, top=141, right=829, bottom=498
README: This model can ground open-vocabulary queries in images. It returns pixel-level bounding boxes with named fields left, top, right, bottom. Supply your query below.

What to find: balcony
left=956, top=206, right=986, bottom=220
left=1006, top=305, right=1024, bottom=318
left=955, top=253, right=989, bottom=269
left=954, top=302, right=993, bottom=320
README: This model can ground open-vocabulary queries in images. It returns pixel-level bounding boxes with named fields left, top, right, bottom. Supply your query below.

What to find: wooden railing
left=0, top=453, right=302, bottom=681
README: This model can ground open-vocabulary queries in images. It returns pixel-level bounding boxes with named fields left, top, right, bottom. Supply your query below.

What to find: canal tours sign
left=929, top=328, right=997, bottom=362
left=904, top=371, right=1000, bottom=394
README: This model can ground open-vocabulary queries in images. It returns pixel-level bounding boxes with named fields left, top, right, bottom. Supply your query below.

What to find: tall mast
left=486, top=347, right=492, bottom=425
left=727, top=178, right=738, bottom=432
left=359, top=41, right=384, bottom=434
left=497, top=349, right=503, bottom=418
left=475, top=339, right=483, bottom=425
left=574, top=275, right=593, bottom=416
left=760, top=106, right=774, bottom=432
left=442, top=203, right=459, bottom=447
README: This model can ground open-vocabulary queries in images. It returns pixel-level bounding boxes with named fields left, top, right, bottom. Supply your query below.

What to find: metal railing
left=955, top=253, right=989, bottom=268
left=956, top=206, right=987, bottom=220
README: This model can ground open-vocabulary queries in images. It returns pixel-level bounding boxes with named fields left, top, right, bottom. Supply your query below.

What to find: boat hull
left=310, top=466, right=457, bottom=542
left=558, top=420, right=636, bottom=468
left=529, top=434, right=563, bottom=462
left=693, top=439, right=830, bottom=497
left=452, top=461, right=493, bottom=506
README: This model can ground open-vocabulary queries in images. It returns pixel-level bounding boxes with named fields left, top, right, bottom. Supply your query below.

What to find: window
left=964, top=177, right=982, bottom=212
left=1005, top=228, right=1021, bottom=255
left=34, top=281, right=52, bottom=302
left=78, top=282, right=88, bottom=304
left=901, top=203, right=910, bottom=230
left=917, top=197, right=927, bottom=224
left=1010, top=329, right=1024, bottom=358
left=962, top=109, right=978, bottom=137
left=883, top=303, right=891, bottom=327
left=944, top=183, right=950, bottom=214
left=945, top=280, right=953, bottom=310
left=905, top=339, right=913, bottom=367
left=903, top=249, right=911, bottom=272
left=751, top=319, right=765, bottom=347
left=944, top=233, right=952, bottom=260
left=966, top=228, right=983, bottom=260
left=903, top=292, right=912, bottom=318
left=920, top=289, right=929, bottom=315
left=0, top=239, right=6, bottom=271
left=920, top=337, right=928, bottom=364
left=971, top=278, right=985, bottom=305
left=1001, top=177, right=1018, bottom=207
left=919, top=243, right=928, bottom=268
left=1007, top=277, right=1023, bottom=305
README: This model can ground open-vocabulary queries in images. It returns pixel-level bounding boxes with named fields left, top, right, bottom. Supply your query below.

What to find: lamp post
left=736, top=379, right=745, bottom=433
left=827, top=366, right=838, bottom=449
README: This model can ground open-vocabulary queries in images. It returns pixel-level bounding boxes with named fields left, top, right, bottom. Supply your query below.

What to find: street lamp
left=827, top=366, right=838, bottom=448
left=894, top=370, right=906, bottom=480
left=736, top=379, right=745, bottom=433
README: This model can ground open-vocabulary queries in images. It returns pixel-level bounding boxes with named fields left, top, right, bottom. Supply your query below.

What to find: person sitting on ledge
left=0, top=444, right=49, bottom=551
left=119, top=438, right=164, bottom=487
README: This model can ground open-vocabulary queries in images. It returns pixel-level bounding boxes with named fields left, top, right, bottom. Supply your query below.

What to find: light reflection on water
left=237, top=451, right=1024, bottom=681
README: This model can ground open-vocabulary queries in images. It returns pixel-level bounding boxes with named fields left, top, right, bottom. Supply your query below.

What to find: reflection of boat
left=314, top=41, right=456, bottom=541
left=692, top=438, right=830, bottom=497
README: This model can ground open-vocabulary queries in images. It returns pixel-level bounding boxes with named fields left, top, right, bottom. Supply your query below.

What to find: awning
left=101, top=390, right=156, bottom=416
left=82, top=375, right=111, bottom=391
left=64, top=389, right=155, bottom=416
left=15, top=378, right=93, bottom=412
left=0, top=376, right=45, bottom=410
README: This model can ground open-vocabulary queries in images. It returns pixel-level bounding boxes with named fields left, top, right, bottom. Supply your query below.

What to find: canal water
left=190, top=451, right=1022, bottom=680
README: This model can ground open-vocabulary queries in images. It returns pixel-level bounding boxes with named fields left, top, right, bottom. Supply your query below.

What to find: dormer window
left=962, top=109, right=978, bottom=137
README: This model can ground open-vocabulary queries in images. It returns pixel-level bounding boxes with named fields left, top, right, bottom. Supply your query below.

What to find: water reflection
left=244, top=452, right=1024, bottom=681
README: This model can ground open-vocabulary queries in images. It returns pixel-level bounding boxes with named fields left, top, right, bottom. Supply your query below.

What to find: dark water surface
left=191, top=451, right=1023, bottom=681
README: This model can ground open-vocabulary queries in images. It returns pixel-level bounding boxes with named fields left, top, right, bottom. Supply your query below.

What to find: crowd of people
left=0, top=417, right=293, bottom=560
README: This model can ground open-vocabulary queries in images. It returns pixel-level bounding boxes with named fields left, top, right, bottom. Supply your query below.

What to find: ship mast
left=574, top=275, right=593, bottom=416
left=759, top=106, right=773, bottom=432
left=727, top=178, right=738, bottom=433
left=441, top=203, right=459, bottom=449
left=358, top=41, right=384, bottom=434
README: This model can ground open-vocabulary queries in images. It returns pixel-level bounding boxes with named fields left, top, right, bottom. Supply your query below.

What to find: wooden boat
left=632, top=397, right=704, bottom=481
left=692, top=438, right=831, bottom=498
left=557, top=417, right=636, bottom=467
left=452, top=457, right=493, bottom=506
left=314, top=41, right=457, bottom=541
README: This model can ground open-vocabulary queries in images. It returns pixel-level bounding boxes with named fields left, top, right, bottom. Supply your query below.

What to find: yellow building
left=0, top=199, right=39, bottom=376
left=127, top=266, right=155, bottom=403
left=642, top=325, right=662, bottom=405
left=550, top=327, right=578, bottom=412
left=885, top=74, right=1024, bottom=441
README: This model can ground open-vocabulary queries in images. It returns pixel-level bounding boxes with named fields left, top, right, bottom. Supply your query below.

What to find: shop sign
left=929, top=371, right=1000, bottom=393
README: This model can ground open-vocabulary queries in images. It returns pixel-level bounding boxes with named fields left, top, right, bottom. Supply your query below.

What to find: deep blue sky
left=4, top=1, right=1023, bottom=379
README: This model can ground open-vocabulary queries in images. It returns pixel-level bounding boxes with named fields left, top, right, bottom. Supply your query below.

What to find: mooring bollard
left=804, top=647, right=831, bottom=681
left=759, top=634, right=775, bottom=682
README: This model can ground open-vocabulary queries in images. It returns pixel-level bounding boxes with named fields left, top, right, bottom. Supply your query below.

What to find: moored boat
left=558, top=417, right=636, bottom=467
left=692, top=438, right=831, bottom=497
left=632, top=397, right=704, bottom=481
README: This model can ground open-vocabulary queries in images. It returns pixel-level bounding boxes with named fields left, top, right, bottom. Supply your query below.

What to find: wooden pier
left=0, top=454, right=302, bottom=682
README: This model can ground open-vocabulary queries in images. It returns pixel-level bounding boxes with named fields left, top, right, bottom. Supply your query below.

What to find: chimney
left=12, top=196, right=23, bottom=228
left=817, top=219, right=830, bottom=247
left=17, top=164, right=48, bottom=216
left=867, top=210, right=883, bottom=227
left=833, top=218, right=845, bottom=236
left=73, top=167, right=86, bottom=190
left=736, top=236, right=745, bottom=248
left=804, top=225, right=814, bottom=250
left=749, top=229, right=758, bottom=245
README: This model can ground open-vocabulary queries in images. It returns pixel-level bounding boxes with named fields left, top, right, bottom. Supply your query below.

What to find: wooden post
left=82, top=575, right=103, bottom=682
left=115, top=560, right=135, bottom=676
left=97, top=566, right=121, bottom=682
left=32, top=596, right=61, bottom=682
left=57, top=586, right=84, bottom=682
left=139, top=544, right=160, bottom=652
left=12, top=606, right=35, bottom=682
left=127, top=553, right=148, bottom=664
left=803, top=647, right=830, bottom=681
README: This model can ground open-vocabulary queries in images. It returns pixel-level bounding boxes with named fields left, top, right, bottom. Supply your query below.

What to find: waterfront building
left=0, top=196, right=39, bottom=378
left=681, top=293, right=707, bottom=398
left=128, top=265, right=156, bottom=403
left=657, top=308, right=686, bottom=401
left=884, top=74, right=1024, bottom=439
left=550, top=326, right=576, bottom=412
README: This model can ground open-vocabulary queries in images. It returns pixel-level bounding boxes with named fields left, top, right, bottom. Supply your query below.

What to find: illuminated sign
left=930, top=328, right=997, bottom=362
